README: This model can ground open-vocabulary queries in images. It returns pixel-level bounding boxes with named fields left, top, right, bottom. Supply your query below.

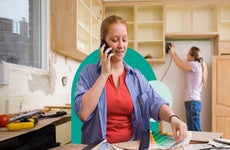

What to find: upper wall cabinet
left=51, top=0, right=102, bottom=61
left=51, top=0, right=230, bottom=62
left=103, top=2, right=165, bottom=64
left=165, top=2, right=218, bottom=39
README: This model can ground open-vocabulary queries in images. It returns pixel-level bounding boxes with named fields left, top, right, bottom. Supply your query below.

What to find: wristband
left=169, top=115, right=179, bottom=123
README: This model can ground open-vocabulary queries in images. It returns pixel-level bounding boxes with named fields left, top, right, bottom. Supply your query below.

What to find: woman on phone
left=74, top=15, right=188, bottom=145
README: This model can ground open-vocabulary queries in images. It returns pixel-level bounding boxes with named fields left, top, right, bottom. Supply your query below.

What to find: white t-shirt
left=185, top=61, right=202, bottom=101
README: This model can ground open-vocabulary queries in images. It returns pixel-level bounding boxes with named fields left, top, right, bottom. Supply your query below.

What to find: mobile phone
left=100, top=39, right=112, bottom=55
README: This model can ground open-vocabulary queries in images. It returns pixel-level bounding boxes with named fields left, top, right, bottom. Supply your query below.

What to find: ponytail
left=200, top=57, right=208, bottom=86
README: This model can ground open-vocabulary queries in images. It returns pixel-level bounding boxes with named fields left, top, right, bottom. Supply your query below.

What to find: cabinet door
left=212, top=56, right=230, bottom=138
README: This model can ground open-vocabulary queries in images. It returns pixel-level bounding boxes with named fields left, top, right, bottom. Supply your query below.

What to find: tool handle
left=6, top=120, right=35, bottom=131
left=9, top=109, right=41, bottom=123
left=40, top=111, right=67, bottom=119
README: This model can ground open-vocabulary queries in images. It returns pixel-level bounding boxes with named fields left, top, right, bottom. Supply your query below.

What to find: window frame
left=1, top=0, right=49, bottom=74
left=40, top=0, right=48, bottom=71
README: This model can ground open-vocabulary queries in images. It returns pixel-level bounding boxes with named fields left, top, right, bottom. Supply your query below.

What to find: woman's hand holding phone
left=100, top=40, right=113, bottom=78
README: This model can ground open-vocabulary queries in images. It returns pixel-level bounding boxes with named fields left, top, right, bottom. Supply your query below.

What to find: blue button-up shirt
left=74, top=61, right=168, bottom=144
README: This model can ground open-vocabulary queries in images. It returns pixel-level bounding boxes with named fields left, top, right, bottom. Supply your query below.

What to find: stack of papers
left=183, top=131, right=230, bottom=150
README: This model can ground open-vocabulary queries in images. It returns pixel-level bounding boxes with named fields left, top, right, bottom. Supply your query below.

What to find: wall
left=0, top=52, right=80, bottom=114
left=153, top=40, right=214, bottom=132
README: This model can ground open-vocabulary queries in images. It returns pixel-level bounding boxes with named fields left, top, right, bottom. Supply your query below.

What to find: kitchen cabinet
left=51, top=0, right=102, bottom=61
left=102, top=1, right=224, bottom=64
left=212, top=56, right=230, bottom=139
left=165, top=2, right=217, bottom=35
left=51, top=0, right=230, bottom=63
left=103, top=2, right=165, bottom=63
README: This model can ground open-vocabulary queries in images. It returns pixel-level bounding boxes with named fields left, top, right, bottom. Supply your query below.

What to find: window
left=0, top=0, right=45, bottom=69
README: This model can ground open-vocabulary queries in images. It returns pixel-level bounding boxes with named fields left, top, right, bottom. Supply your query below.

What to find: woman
left=169, top=44, right=208, bottom=131
left=74, top=15, right=187, bottom=145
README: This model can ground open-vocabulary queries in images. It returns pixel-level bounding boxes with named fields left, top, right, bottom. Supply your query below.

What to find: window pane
left=0, top=0, right=41, bottom=68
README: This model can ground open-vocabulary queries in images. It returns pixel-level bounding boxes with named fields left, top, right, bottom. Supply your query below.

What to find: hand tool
left=6, top=111, right=67, bottom=130
left=6, top=118, right=38, bottom=131
left=0, top=109, right=41, bottom=127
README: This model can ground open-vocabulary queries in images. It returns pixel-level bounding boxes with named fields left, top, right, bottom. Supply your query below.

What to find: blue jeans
left=185, top=101, right=202, bottom=131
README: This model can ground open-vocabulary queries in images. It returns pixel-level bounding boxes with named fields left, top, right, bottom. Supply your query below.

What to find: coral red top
left=106, top=69, right=134, bottom=143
